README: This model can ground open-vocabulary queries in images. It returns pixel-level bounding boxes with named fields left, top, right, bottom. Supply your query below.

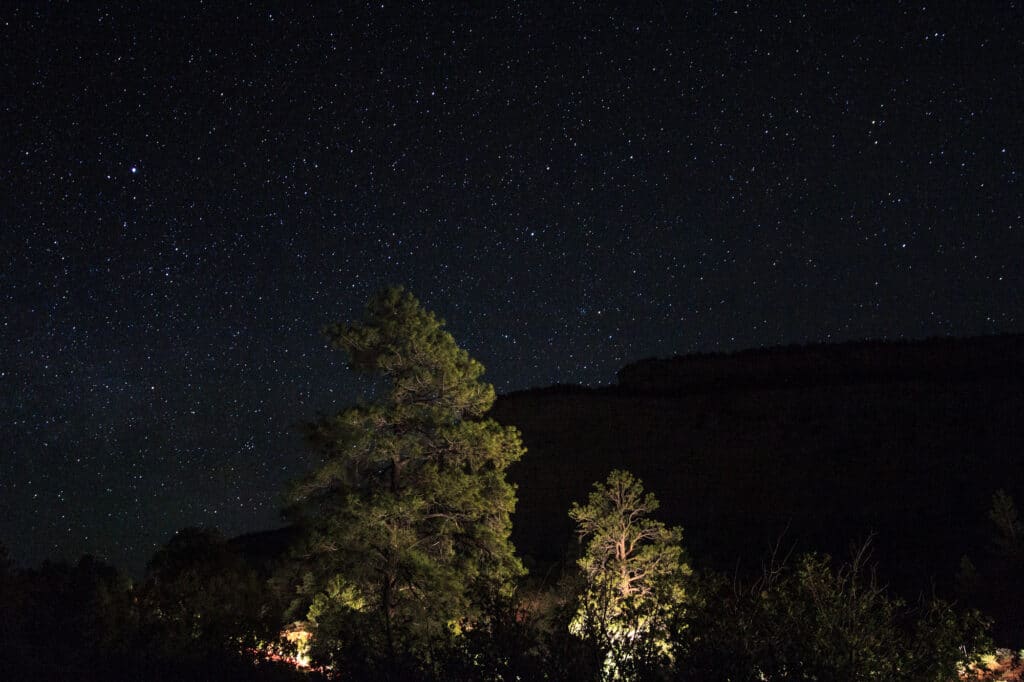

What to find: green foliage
left=677, top=541, right=991, bottom=681
left=439, top=588, right=554, bottom=682
left=569, top=470, right=690, bottom=681
left=285, top=287, right=525, bottom=677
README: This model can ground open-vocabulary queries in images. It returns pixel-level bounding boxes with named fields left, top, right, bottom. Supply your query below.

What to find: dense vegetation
left=0, top=289, right=1018, bottom=680
left=281, top=287, right=525, bottom=678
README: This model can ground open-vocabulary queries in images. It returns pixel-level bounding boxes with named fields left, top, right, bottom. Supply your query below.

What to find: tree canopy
left=285, top=287, right=525, bottom=676
left=569, top=470, right=690, bottom=680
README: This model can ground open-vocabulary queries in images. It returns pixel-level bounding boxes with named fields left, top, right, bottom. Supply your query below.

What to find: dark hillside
left=493, top=335, right=1024, bottom=604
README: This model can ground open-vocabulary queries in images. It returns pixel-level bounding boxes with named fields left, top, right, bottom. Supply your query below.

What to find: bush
left=676, top=541, right=991, bottom=681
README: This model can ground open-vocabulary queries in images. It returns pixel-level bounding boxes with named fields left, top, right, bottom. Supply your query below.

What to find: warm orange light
left=282, top=623, right=313, bottom=668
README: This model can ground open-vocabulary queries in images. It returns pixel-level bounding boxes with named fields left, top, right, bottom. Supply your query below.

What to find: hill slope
left=493, top=335, right=1024, bottom=600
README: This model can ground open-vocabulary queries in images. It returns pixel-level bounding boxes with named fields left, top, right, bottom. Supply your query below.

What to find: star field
left=1, top=2, right=1021, bottom=573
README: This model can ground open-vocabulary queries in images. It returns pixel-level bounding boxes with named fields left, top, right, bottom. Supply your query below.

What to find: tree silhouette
left=140, top=527, right=275, bottom=666
left=678, top=540, right=991, bottom=682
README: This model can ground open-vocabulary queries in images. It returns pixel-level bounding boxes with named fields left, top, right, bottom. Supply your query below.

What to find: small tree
left=285, top=287, right=525, bottom=678
left=569, top=470, right=689, bottom=680
left=988, top=489, right=1024, bottom=559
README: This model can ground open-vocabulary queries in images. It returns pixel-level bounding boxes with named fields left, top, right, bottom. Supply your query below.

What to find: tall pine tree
left=285, top=287, right=525, bottom=676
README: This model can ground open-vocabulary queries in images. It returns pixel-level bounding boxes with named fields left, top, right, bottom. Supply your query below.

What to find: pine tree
left=285, top=287, right=525, bottom=676
left=569, top=470, right=689, bottom=680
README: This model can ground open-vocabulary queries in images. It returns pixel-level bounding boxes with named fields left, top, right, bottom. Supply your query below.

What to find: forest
left=2, top=288, right=1022, bottom=681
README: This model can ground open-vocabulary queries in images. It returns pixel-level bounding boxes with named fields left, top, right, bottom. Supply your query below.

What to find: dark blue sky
left=2, top=1, right=1021, bottom=572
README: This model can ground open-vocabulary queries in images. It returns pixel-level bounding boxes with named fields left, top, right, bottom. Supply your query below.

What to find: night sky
left=2, top=2, right=1021, bottom=573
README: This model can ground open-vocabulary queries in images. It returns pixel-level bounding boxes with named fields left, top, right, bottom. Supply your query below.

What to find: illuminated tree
left=569, top=470, right=689, bottom=680
left=285, top=287, right=525, bottom=678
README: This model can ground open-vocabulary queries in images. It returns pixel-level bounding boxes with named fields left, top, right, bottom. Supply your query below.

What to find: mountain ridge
left=492, top=334, right=1024, bottom=609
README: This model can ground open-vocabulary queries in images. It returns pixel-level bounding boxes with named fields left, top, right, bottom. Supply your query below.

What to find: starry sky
left=2, top=2, right=1021, bottom=573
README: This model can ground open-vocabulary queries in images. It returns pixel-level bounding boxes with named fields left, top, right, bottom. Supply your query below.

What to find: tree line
left=1, top=287, right=1017, bottom=680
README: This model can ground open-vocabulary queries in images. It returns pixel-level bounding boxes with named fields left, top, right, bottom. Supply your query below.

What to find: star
left=1, top=0, right=1020, bottom=575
